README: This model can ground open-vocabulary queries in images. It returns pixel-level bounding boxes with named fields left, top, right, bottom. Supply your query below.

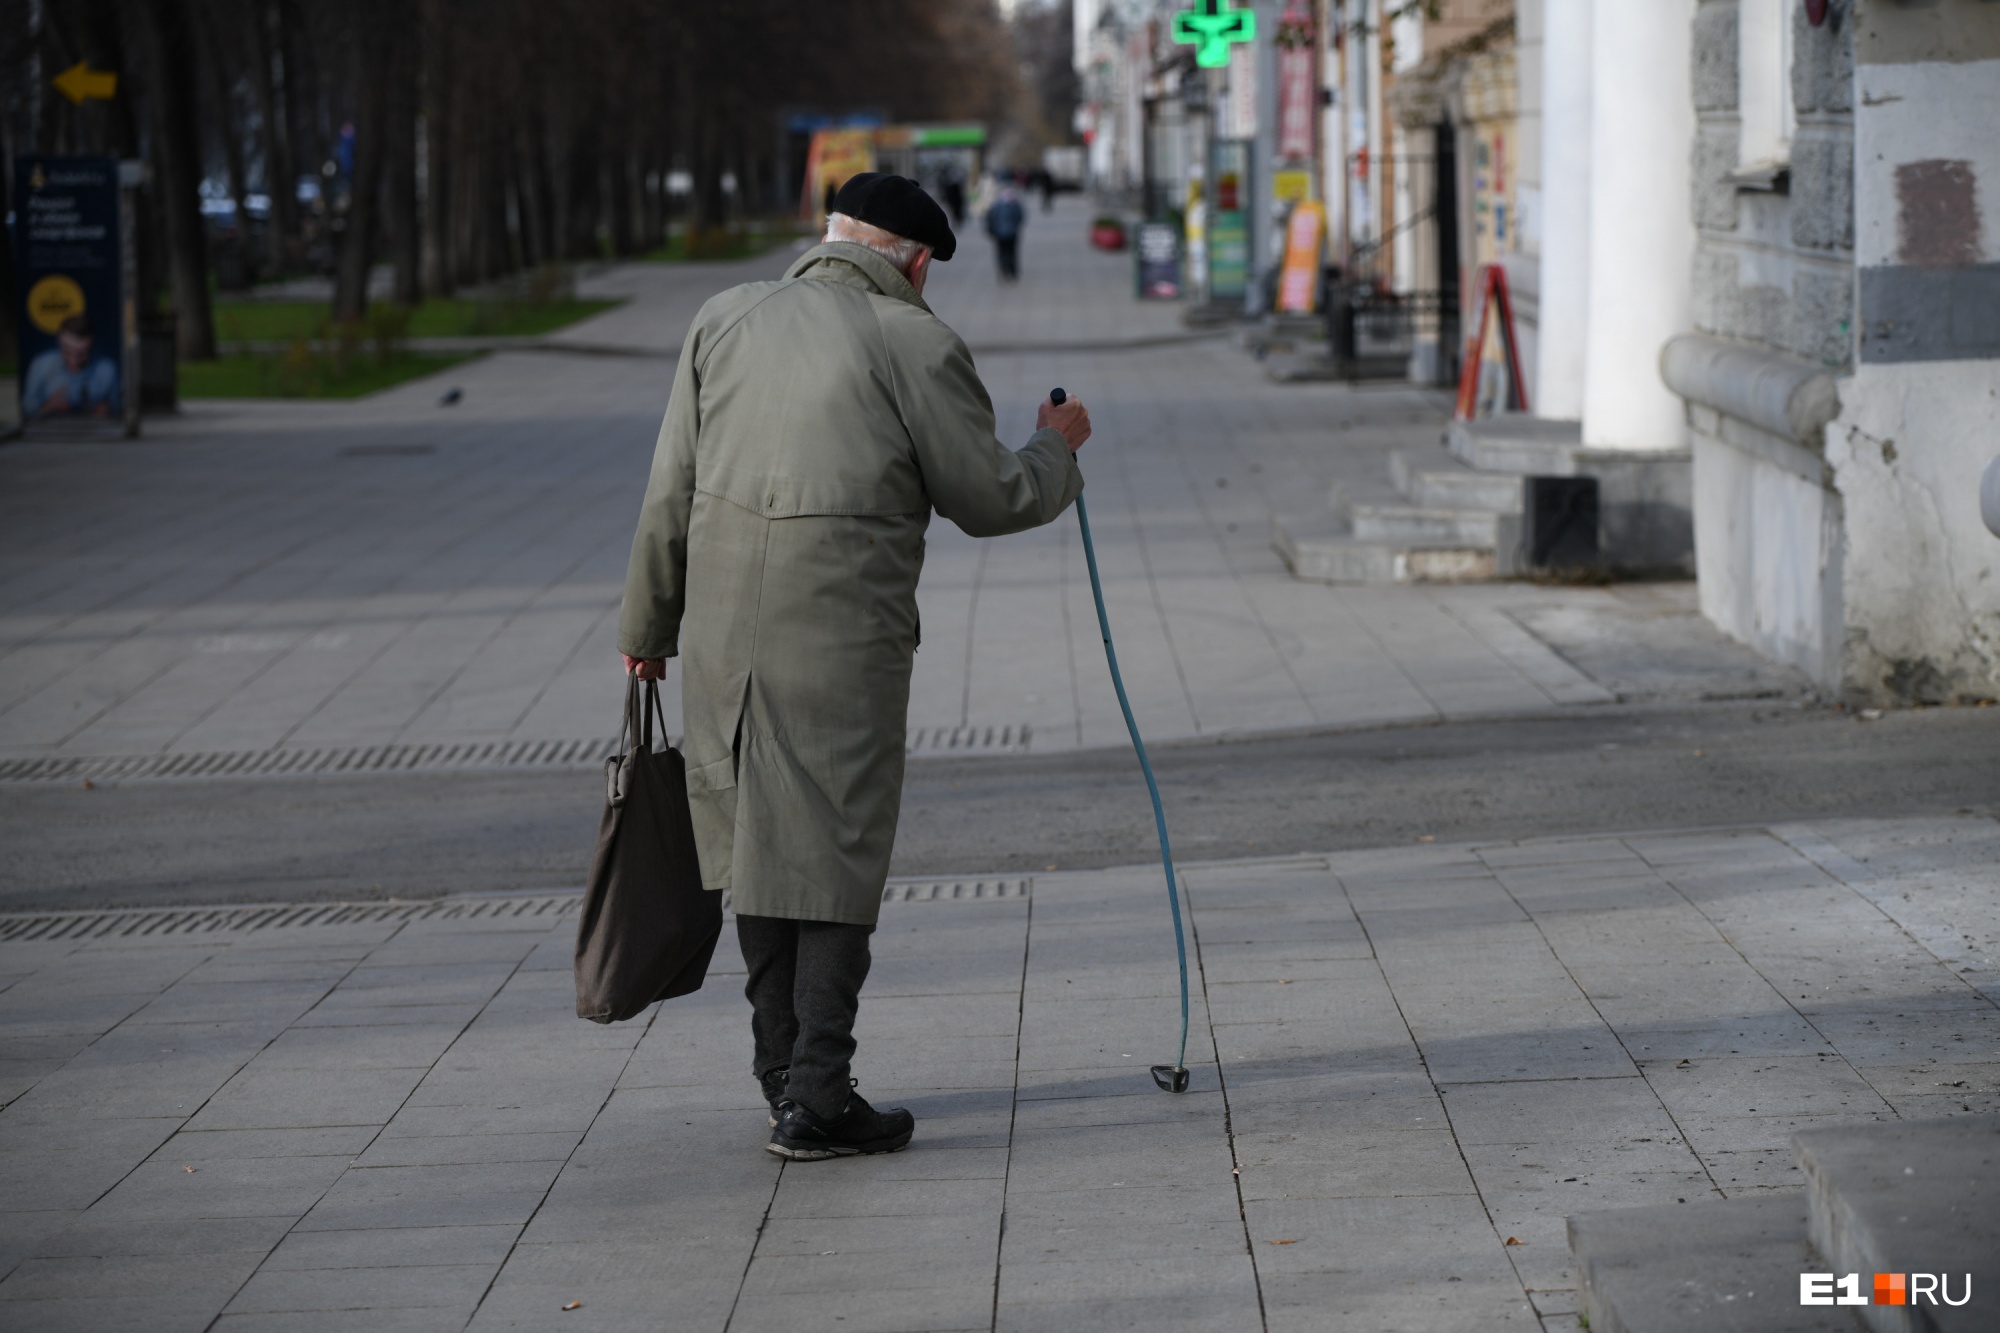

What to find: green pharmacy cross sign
left=1174, top=0, right=1256, bottom=68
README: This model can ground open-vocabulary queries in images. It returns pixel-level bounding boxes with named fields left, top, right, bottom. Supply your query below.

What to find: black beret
left=831, top=172, right=956, bottom=262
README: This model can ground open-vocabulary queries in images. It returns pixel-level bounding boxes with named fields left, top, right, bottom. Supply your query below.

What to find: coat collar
left=786, top=242, right=932, bottom=314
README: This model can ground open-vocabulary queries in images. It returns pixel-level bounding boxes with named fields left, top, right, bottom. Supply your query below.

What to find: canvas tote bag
left=573, top=672, right=721, bottom=1023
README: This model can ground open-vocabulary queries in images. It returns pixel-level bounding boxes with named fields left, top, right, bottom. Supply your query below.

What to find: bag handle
left=619, top=668, right=671, bottom=757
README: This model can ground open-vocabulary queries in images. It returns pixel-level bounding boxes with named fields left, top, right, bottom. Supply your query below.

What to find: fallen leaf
left=1043, top=864, right=1057, bottom=871
left=182, top=1165, right=197, bottom=1173
left=1504, top=1237, right=1524, bottom=1246
left=1278, top=979, right=1292, bottom=985
left=1267, top=1238, right=1299, bottom=1245
left=562, top=1301, right=583, bottom=1311
left=1417, top=835, right=1435, bottom=842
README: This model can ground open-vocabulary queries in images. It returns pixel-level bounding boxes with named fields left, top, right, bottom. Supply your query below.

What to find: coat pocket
left=682, top=751, right=739, bottom=892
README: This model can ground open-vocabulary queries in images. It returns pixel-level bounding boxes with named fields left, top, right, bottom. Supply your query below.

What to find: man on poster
left=23, top=313, right=121, bottom=419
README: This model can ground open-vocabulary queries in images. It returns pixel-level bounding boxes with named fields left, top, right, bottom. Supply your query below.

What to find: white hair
left=824, top=212, right=928, bottom=273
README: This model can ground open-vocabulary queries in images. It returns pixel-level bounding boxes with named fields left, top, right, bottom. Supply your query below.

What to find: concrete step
left=1795, top=1116, right=1998, bottom=1333
left=1448, top=414, right=1584, bottom=475
left=1569, top=1193, right=1865, bottom=1333
left=1271, top=513, right=1496, bottom=584
left=1348, top=501, right=1504, bottom=546
left=1389, top=446, right=1526, bottom=512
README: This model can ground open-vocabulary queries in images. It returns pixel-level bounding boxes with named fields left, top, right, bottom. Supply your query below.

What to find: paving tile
left=1234, top=1128, right=1474, bottom=1198
left=213, top=1307, right=468, bottom=1332
left=0, top=1116, right=184, bottom=1210
left=0, top=1293, right=234, bottom=1332
left=1, top=1248, right=267, bottom=1301
left=154, top=1126, right=379, bottom=1162
left=224, top=1263, right=493, bottom=1314
left=26, top=1214, right=295, bottom=1260
left=1439, top=1077, right=1679, bottom=1146
left=184, top=1064, right=429, bottom=1131
left=352, top=1130, right=579, bottom=1168
left=295, top=1160, right=564, bottom=1231
left=0, top=1210, right=77, bottom=1281
left=261, top=1223, right=520, bottom=1271
left=81, top=1154, right=351, bottom=1222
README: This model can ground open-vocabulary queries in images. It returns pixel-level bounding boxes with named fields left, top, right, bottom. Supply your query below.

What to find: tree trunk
left=420, top=0, right=454, bottom=297
left=197, top=7, right=256, bottom=289
left=245, top=0, right=299, bottom=276
left=384, top=37, right=421, bottom=305
left=126, top=0, right=216, bottom=359
left=332, top=16, right=390, bottom=321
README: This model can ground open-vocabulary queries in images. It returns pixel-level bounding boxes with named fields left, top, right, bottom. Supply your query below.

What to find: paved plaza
left=1, top=814, right=1996, bottom=1330
left=3, top=201, right=1995, bottom=1331
left=0, top=200, right=1794, bottom=775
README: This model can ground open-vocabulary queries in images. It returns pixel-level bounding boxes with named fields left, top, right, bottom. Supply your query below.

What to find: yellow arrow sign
left=53, top=60, right=118, bottom=105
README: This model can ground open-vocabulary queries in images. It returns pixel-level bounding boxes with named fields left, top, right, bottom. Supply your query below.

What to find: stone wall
left=1688, top=0, right=1855, bottom=369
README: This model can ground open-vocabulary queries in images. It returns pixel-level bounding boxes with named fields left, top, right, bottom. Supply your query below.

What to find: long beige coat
left=617, top=242, right=1083, bottom=925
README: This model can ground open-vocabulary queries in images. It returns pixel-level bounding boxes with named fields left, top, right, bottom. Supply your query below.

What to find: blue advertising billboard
left=14, top=155, right=124, bottom=423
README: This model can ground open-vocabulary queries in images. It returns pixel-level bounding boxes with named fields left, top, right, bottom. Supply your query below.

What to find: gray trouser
left=736, top=915, right=874, bottom=1119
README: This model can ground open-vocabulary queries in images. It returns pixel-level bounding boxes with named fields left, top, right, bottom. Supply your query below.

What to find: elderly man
left=618, top=173, right=1091, bottom=1160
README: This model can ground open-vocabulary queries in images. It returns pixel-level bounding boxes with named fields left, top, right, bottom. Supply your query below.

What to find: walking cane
left=1052, top=388, right=1191, bottom=1093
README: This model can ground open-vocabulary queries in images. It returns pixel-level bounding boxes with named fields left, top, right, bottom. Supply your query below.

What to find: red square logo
left=1874, top=1273, right=1906, bottom=1306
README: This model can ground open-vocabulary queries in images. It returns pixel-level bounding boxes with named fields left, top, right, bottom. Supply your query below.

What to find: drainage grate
left=0, top=738, right=618, bottom=786
left=1, top=726, right=1031, bottom=785
left=882, top=878, right=1030, bottom=903
left=0, top=881, right=1030, bottom=945
left=0, top=894, right=582, bottom=944
left=906, top=724, right=1031, bottom=756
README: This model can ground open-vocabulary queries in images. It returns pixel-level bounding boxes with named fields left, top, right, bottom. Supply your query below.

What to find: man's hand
left=621, top=654, right=666, bottom=681
left=1036, top=395, right=1091, bottom=453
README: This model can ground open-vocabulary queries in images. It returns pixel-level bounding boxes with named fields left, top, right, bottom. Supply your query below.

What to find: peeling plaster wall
left=1836, top=0, right=2000, bottom=703
left=1829, top=362, right=2000, bottom=702
left=1681, top=0, right=2000, bottom=703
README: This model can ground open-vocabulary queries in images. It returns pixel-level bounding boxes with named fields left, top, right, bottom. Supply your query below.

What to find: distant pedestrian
left=940, top=168, right=966, bottom=225
left=1031, top=168, right=1056, bottom=213
left=986, top=187, right=1026, bottom=282
left=618, top=173, right=1091, bottom=1161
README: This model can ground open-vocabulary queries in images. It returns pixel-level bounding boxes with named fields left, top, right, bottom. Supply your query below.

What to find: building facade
left=1665, top=0, right=2000, bottom=701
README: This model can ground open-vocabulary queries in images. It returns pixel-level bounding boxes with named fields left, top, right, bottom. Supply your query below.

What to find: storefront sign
left=1172, top=1, right=1256, bottom=69
left=1225, top=39, right=1259, bottom=139
left=14, top=155, right=125, bottom=424
left=1209, top=141, right=1250, bottom=300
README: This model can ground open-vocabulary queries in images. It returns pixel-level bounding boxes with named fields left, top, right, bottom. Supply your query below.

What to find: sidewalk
left=0, top=197, right=1800, bottom=776
left=1, top=812, right=1994, bottom=1330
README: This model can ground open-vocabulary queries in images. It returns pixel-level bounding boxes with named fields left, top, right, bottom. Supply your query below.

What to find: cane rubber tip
left=1049, top=387, right=1067, bottom=405
left=1151, top=1065, right=1190, bottom=1093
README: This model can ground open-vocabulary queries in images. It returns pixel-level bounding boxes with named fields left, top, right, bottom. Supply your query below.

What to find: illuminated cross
left=1173, top=0, right=1257, bottom=69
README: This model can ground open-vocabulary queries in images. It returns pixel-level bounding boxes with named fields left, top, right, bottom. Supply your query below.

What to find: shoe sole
left=764, top=1131, right=914, bottom=1161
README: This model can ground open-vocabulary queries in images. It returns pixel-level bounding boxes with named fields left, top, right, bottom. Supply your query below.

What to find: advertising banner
left=1275, top=200, right=1325, bottom=313
left=14, top=155, right=125, bottom=424
left=1276, top=1, right=1318, bottom=163
left=1135, top=221, right=1182, bottom=300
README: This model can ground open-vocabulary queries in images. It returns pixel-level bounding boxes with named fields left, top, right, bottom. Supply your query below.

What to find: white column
left=1580, top=0, right=1697, bottom=450
left=1535, top=0, right=1591, bottom=420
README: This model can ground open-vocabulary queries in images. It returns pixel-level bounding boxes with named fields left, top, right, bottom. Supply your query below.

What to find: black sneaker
left=759, top=1066, right=793, bottom=1129
left=767, top=1093, right=915, bottom=1160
